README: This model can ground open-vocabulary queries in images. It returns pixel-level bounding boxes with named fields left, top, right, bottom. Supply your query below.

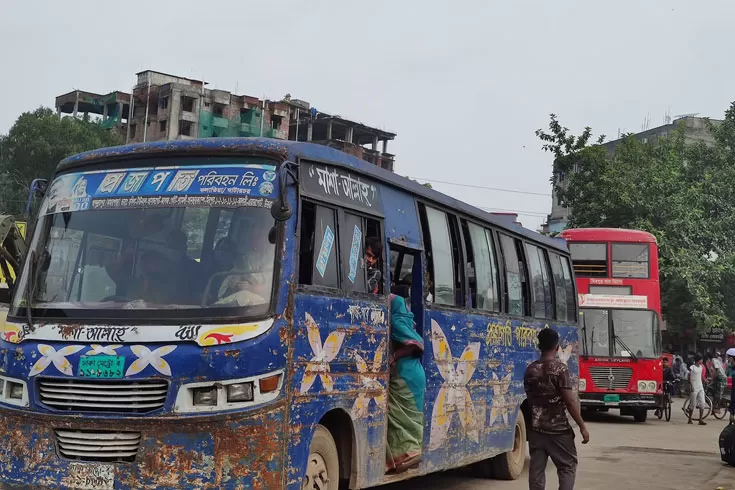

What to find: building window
left=160, top=97, right=169, bottom=110
left=159, top=120, right=167, bottom=133
left=181, top=96, right=195, bottom=113
left=271, top=115, right=283, bottom=130
left=213, top=104, right=225, bottom=117
left=179, top=121, right=193, bottom=137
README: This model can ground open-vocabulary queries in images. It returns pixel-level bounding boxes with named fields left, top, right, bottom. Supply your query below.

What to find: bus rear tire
left=489, top=414, right=527, bottom=480
left=303, top=424, right=339, bottom=490
left=633, top=409, right=648, bottom=423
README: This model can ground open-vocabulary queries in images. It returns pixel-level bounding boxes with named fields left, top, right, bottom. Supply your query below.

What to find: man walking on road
left=524, top=328, right=590, bottom=490
left=687, top=355, right=708, bottom=425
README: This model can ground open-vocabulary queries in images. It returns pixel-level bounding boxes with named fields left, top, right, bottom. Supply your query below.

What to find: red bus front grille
left=588, top=366, right=633, bottom=390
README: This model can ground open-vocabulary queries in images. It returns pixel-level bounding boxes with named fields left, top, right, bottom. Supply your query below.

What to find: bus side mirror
left=270, top=161, right=297, bottom=222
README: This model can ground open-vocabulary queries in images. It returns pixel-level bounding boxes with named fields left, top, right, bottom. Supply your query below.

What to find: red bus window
left=611, top=243, right=649, bottom=279
left=568, top=243, right=607, bottom=277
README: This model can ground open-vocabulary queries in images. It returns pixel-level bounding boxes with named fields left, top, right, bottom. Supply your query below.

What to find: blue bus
left=0, top=138, right=579, bottom=489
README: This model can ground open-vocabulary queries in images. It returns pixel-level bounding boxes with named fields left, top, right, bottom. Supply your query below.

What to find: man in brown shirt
left=524, top=328, right=589, bottom=490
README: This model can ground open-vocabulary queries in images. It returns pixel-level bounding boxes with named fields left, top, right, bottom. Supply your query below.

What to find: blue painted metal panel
left=381, top=184, right=422, bottom=249
left=285, top=293, right=389, bottom=489
left=419, top=310, right=578, bottom=472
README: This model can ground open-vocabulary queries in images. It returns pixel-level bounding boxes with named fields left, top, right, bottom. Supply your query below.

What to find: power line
left=475, top=205, right=548, bottom=218
left=409, top=176, right=552, bottom=197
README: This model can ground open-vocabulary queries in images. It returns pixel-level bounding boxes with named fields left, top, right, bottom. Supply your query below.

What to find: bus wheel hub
left=304, top=453, right=330, bottom=490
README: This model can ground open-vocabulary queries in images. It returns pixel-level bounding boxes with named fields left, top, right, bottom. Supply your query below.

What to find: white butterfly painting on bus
left=428, top=319, right=481, bottom=450
left=29, top=344, right=85, bottom=377
left=489, top=372, right=513, bottom=426
left=558, top=344, right=573, bottom=366
left=351, top=339, right=387, bottom=419
left=300, top=313, right=345, bottom=394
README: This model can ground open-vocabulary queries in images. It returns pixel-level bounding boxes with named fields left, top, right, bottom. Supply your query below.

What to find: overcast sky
left=2, top=0, right=734, bottom=230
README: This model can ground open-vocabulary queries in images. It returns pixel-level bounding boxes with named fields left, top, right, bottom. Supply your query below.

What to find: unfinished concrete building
left=55, top=90, right=132, bottom=140
left=55, top=70, right=397, bottom=171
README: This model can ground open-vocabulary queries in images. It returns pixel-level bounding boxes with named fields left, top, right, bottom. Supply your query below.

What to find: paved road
left=378, top=397, right=734, bottom=490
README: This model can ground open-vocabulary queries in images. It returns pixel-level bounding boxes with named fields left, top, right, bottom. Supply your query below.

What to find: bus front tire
left=633, top=409, right=648, bottom=423
left=303, top=424, right=339, bottom=490
left=474, top=413, right=526, bottom=480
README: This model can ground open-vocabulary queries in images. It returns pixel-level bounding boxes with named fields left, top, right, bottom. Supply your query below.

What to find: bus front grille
left=55, top=429, right=140, bottom=463
left=588, top=366, right=633, bottom=390
left=38, top=378, right=168, bottom=413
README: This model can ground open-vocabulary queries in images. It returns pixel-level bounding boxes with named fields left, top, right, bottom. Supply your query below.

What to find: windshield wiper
left=612, top=332, right=637, bottom=361
left=581, top=313, right=589, bottom=358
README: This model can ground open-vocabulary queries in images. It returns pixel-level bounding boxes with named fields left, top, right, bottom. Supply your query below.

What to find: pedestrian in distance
left=727, top=348, right=735, bottom=423
left=524, top=328, right=590, bottom=490
left=687, top=355, right=708, bottom=425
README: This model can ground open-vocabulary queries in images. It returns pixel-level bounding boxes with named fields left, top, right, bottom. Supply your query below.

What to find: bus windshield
left=581, top=308, right=660, bottom=358
left=11, top=160, right=279, bottom=321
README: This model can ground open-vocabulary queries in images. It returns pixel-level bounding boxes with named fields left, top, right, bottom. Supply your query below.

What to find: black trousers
left=528, top=429, right=578, bottom=490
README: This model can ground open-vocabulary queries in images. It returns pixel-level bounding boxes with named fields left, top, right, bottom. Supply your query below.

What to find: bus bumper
left=0, top=404, right=286, bottom=490
left=580, top=393, right=658, bottom=409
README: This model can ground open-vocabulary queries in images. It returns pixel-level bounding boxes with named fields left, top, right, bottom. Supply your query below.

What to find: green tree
left=537, top=108, right=735, bottom=334
left=0, top=107, right=122, bottom=217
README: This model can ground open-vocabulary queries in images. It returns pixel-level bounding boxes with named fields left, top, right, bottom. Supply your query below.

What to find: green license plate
left=604, top=394, right=620, bottom=403
left=78, top=355, right=125, bottom=379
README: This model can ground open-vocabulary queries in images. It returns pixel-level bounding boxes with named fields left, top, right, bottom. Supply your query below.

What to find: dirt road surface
left=378, top=398, right=733, bottom=490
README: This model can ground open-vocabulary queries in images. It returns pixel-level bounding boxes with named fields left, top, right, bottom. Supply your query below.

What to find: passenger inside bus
left=386, top=293, right=426, bottom=473
left=135, top=250, right=175, bottom=304
left=207, top=235, right=271, bottom=307
left=365, top=237, right=383, bottom=294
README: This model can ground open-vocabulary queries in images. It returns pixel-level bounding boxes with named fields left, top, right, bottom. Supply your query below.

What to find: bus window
left=549, top=253, right=569, bottom=321
left=299, top=201, right=339, bottom=289
left=569, top=243, right=607, bottom=277
left=560, top=255, right=577, bottom=321
left=422, top=206, right=457, bottom=306
left=611, top=243, right=649, bottom=278
left=463, top=221, right=500, bottom=312
left=581, top=308, right=610, bottom=356
left=499, top=234, right=527, bottom=316
left=389, top=249, right=414, bottom=295
left=525, top=244, right=553, bottom=319
left=339, top=212, right=368, bottom=293
left=181, top=208, right=208, bottom=261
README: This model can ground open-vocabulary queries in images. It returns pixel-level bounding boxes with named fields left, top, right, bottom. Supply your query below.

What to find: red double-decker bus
left=560, top=228, right=662, bottom=422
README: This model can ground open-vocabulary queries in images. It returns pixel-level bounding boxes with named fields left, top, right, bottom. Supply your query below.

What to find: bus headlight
left=0, top=375, right=28, bottom=407
left=579, top=378, right=587, bottom=392
left=637, top=380, right=657, bottom=393
left=193, top=386, right=218, bottom=406
left=226, top=382, right=254, bottom=403
left=175, top=370, right=284, bottom=413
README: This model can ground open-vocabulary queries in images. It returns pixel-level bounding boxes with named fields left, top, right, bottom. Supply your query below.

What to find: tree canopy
left=0, top=107, right=122, bottom=217
left=537, top=107, right=735, bottom=334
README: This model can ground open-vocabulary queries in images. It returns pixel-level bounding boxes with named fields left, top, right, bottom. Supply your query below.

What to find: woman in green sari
left=386, top=294, right=426, bottom=473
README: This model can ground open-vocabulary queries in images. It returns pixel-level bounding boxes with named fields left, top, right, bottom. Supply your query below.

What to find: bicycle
left=656, top=381, right=673, bottom=421
left=682, top=391, right=713, bottom=421
left=706, top=378, right=729, bottom=420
